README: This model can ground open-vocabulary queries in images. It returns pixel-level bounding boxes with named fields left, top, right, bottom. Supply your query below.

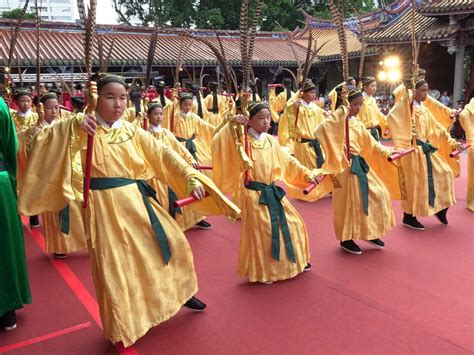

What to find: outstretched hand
left=191, top=185, right=207, bottom=200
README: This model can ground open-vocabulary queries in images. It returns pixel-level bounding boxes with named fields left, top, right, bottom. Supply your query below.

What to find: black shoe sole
left=340, top=245, right=362, bottom=255
left=365, top=240, right=385, bottom=249
left=402, top=222, right=426, bottom=231
left=193, top=225, right=212, bottom=230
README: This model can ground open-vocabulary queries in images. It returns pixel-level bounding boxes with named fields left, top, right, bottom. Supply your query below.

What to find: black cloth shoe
left=435, top=208, right=448, bottom=225
left=402, top=213, right=425, bottom=231
left=29, top=215, right=40, bottom=228
left=304, top=263, right=312, bottom=272
left=366, top=238, right=385, bottom=249
left=194, top=220, right=212, bottom=230
left=53, top=253, right=67, bottom=259
left=340, top=240, right=362, bottom=255
left=1, top=310, right=17, bottom=331
left=184, top=296, right=206, bottom=312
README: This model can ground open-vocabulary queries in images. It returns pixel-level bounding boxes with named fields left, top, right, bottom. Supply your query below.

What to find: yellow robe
left=162, top=109, right=215, bottom=178
left=269, top=88, right=295, bottom=123
left=316, top=106, right=399, bottom=241
left=148, top=126, right=205, bottom=229
left=357, top=94, right=390, bottom=139
left=191, top=93, right=208, bottom=121
left=387, top=87, right=459, bottom=216
left=203, top=93, right=230, bottom=126
left=18, top=116, right=239, bottom=347
left=17, top=118, right=86, bottom=254
left=459, top=98, right=474, bottom=211
left=11, top=110, right=38, bottom=132
left=212, top=123, right=321, bottom=282
left=279, top=100, right=330, bottom=201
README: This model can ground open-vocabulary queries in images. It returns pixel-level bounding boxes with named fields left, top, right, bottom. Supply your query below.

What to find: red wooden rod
left=196, top=165, right=212, bottom=170
left=450, top=143, right=470, bottom=158
left=173, top=192, right=210, bottom=208
left=387, top=147, right=416, bottom=162
left=303, top=175, right=327, bottom=195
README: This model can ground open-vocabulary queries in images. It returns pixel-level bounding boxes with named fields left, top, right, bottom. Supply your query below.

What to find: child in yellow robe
left=459, top=97, right=474, bottom=211
left=212, top=102, right=324, bottom=283
left=356, top=77, right=390, bottom=141
left=146, top=102, right=211, bottom=230
left=18, top=93, right=86, bottom=258
left=268, top=77, right=295, bottom=124
left=11, top=89, right=38, bottom=132
left=387, top=80, right=461, bottom=230
left=163, top=92, right=216, bottom=185
left=18, top=74, right=240, bottom=347
left=315, top=87, right=400, bottom=255
left=203, top=81, right=229, bottom=126
left=278, top=79, right=329, bottom=201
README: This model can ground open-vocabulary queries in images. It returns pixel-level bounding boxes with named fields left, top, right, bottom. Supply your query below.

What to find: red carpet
left=0, top=153, right=472, bottom=354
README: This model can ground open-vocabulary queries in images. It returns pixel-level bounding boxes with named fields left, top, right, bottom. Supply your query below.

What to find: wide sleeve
left=359, top=123, right=401, bottom=200
left=459, top=99, right=474, bottom=145
left=138, top=129, right=240, bottom=220
left=194, top=114, right=216, bottom=147
left=278, top=101, right=294, bottom=147
left=0, top=98, right=18, bottom=191
left=424, top=95, right=454, bottom=129
left=426, top=109, right=461, bottom=177
left=314, top=105, right=348, bottom=175
left=387, top=86, right=413, bottom=149
left=211, top=120, right=244, bottom=195
left=18, top=115, right=85, bottom=215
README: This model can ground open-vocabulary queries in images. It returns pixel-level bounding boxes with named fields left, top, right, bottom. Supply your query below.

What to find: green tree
left=113, top=0, right=377, bottom=30
left=1, top=8, right=36, bottom=20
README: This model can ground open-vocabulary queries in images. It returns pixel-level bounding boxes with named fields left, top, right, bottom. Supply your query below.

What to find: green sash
left=176, top=134, right=198, bottom=162
left=245, top=181, right=296, bottom=263
left=350, top=155, right=370, bottom=215
left=167, top=187, right=182, bottom=219
left=300, top=138, right=325, bottom=168
left=416, top=139, right=438, bottom=207
left=90, top=177, right=171, bottom=264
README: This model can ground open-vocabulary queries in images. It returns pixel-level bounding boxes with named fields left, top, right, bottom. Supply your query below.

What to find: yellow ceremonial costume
left=269, top=88, right=294, bottom=123
left=148, top=125, right=206, bottom=229
left=17, top=118, right=86, bottom=254
left=315, top=106, right=399, bottom=241
left=191, top=92, right=209, bottom=120
left=357, top=92, right=390, bottom=140
left=278, top=99, right=329, bottom=201
left=212, top=122, right=322, bottom=283
left=163, top=108, right=215, bottom=177
left=459, top=98, right=474, bottom=211
left=11, top=110, right=38, bottom=132
left=387, top=86, right=459, bottom=216
left=203, top=93, right=229, bottom=126
left=18, top=115, right=239, bottom=347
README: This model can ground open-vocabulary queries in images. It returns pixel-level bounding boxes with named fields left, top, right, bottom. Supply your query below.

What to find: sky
left=95, top=0, right=118, bottom=25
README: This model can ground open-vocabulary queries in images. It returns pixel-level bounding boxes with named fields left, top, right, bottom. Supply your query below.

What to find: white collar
left=248, top=127, right=266, bottom=141
left=180, top=110, right=190, bottom=116
left=414, top=100, right=421, bottom=108
left=349, top=115, right=357, bottom=120
left=17, top=109, right=32, bottom=117
left=151, top=124, right=162, bottom=132
left=362, top=91, right=370, bottom=98
left=300, top=99, right=312, bottom=108
left=41, top=118, right=55, bottom=127
left=96, top=114, right=122, bottom=129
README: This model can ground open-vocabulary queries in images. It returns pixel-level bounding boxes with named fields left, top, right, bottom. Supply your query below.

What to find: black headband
left=415, top=79, right=427, bottom=89
left=348, top=88, right=363, bottom=102
left=147, top=102, right=162, bottom=114
left=96, top=74, right=127, bottom=91
left=13, top=90, right=32, bottom=100
left=179, top=92, right=193, bottom=103
left=39, top=93, right=58, bottom=104
left=362, top=76, right=376, bottom=86
left=248, top=102, right=269, bottom=118
left=301, top=79, right=316, bottom=92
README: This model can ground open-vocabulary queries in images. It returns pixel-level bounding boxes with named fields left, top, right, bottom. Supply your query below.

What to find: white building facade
left=0, top=0, right=76, bottom=22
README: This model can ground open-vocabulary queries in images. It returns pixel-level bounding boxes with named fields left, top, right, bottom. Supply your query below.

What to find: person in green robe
left=0, top=90, right=32, bottom=331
